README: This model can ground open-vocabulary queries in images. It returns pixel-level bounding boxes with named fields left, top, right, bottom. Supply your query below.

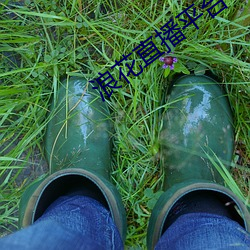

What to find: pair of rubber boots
left=19, top=75, right=250, bottom=249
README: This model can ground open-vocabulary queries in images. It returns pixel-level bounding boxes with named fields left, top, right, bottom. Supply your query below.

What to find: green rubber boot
left=19, top=77, right=127, bottom=242
left=147, top=75, right=250, bottom=249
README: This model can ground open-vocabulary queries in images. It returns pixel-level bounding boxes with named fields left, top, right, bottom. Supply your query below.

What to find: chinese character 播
left=155, top=19, right=186, bottom=48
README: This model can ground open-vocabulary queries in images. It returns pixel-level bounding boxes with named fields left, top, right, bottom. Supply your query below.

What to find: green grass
left=0, top=0, right=249, bottom=248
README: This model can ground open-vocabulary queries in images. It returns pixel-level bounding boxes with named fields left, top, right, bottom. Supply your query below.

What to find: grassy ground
left=0, top=0, right=249, bottom=248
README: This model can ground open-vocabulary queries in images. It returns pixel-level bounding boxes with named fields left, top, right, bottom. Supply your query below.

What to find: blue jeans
left=0, top=196, right=249, bottom=249
left=0, top=196, right=123, bottom=250
left=156, top=213, right=250, bottom=250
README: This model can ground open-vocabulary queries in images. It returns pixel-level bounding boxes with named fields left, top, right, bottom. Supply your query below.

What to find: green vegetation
left=0, top=0, right=249, bottom=248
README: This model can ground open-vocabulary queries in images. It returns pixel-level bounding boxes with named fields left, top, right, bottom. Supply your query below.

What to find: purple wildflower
left=159, top=54, right=177, bottom=70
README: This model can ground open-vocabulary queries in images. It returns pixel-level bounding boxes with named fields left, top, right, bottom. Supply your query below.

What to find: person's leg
left=147, top=75, right=250, bottom=249
left=16, top=77, right=126, bottom=249
left=155, top=213, right=250, bottom=250
left=0, top=195, right=123, bottom=250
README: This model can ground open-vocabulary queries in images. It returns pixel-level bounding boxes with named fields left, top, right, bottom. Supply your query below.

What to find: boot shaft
left=45, top=77, right=113, bottom=178
left=160, top=75, right=234, bottom=189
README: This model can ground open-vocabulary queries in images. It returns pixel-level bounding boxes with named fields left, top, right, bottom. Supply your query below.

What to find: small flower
left=159, top=54, right=178, bottom=70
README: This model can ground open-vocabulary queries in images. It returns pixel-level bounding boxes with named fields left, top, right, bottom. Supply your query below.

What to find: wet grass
left=0, top=0, right=249, bottom=248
